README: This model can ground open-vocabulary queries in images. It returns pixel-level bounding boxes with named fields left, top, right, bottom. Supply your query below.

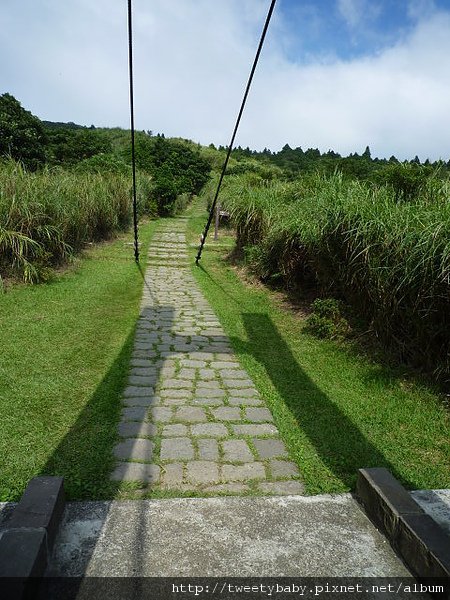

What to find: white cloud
left=337, top=0, right=368, bottom=28
left=239, top=8, right=450, bottom=160
left=407, top=0, right=437, bottom=21
left=336, top=0, right=383, bottom=33
left=0, top=0, right=450, bottom=160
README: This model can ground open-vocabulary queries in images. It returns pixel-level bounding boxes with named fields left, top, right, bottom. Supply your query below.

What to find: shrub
left=305, top=299, right=350, bottom=340
left=45, top=127, right=112, bottom=166
left=73, top=153, right=131, bottom=175
left=126, top=134, right=211, bottom=210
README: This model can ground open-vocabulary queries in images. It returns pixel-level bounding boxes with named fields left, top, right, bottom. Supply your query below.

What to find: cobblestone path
left=111, top=216, right=304, bottom=494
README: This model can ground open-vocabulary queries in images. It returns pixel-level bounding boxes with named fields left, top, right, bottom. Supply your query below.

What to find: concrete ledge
left=398, top=514, right=450, bottom=580
left=356, top=467, right=424, bottom=540
left=6, top=476, right=65, bottom=552
left=0, top=476, right=65, bottom=584
left=356, top=468, right=450, bottom=581
left=0, top=529, right=47, bottom=578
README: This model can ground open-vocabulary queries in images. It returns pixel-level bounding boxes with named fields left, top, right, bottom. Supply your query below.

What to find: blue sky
left=1, top=0, right=450, bottom=160
left=279, top=0, right=449, bottom=60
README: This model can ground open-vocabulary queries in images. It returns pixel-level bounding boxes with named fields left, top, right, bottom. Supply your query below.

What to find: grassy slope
left=0, top=221, right=156, bottom=501
left=187, top=201, right=450, bottom=494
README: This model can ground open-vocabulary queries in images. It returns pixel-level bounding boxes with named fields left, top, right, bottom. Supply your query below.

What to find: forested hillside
left=0, top=93, right=211, bottom=283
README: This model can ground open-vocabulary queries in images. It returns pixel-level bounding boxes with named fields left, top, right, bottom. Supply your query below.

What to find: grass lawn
left=187, top=200, right=450, bottom=495
left=0, top=221, right=156, bottom=501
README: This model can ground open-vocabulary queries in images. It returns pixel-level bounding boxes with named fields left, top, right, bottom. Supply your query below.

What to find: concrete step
left=44, top=495, right=413, bottom=577
left=2, top=485, right=449, bottom=599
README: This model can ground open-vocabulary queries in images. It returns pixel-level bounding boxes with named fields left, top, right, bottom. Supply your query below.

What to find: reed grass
left=222, top=171, right=450, bottom=384
left=0, top=160, right=154, bottom=282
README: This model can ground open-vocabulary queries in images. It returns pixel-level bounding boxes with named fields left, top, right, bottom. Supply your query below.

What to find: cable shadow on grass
left=195, top=262, right=240, bottom=305
left=235, top=312, right=414, bottom=491
left=31, top=325, right=139, bottom=585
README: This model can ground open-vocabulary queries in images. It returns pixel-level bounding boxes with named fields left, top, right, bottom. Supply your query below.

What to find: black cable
left=195, top=0, right=277, bottom=265
left=127, top=0, right=139, bottom=262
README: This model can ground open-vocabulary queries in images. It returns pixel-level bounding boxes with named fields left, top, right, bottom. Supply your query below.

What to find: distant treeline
left=223, top=143, right=450, bottom=180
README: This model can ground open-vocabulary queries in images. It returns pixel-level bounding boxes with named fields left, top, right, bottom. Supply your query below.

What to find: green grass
left=188, top=200, right=450, bottom=495
left=0, top=220, right=156, bottom=501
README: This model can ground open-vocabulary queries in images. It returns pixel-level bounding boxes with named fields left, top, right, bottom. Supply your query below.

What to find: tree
left=0, top=93, right=47, bottom=169
left=45, top=127, right=112, bottom=165
left=338, top=156, right=371, bottom=179
left=125, top=135, right=211, bottom=214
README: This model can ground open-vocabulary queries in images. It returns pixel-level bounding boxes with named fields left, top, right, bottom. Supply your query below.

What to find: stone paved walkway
left=111, top=216, right=304, bottom=494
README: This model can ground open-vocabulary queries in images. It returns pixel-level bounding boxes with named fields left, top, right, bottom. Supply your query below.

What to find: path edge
left=356, top=467, right=450, bottom=587
left=0, top=476, right=65, bottom=589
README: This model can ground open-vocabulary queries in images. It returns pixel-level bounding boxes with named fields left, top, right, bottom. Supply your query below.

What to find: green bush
left=305, top=299, right=350, bottom=340
left=73, top=153, right=131, bottom=175
left=136, top=174, right=157, bottom=218
left=45, top=127, right=112, bottom=166
left=126, top=134, right=211, bottom=214
left=375, top=163, right=433, bottom=202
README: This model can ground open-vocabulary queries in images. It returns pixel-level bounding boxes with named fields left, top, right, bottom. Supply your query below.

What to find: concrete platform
left=39, top=495, right=414, bottom=577
left=2, top=489, right=449, bottom=580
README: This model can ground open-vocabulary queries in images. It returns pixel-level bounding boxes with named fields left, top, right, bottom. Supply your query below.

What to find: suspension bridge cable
left=127, top=0, right=139, bottom=262
left=195, top=0, right=277, bottom=265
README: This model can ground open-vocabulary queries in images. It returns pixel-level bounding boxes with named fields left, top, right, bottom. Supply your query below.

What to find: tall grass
left=222, top=172, right=450, bottom=384
left=0, top=160, right=154, bottom=282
